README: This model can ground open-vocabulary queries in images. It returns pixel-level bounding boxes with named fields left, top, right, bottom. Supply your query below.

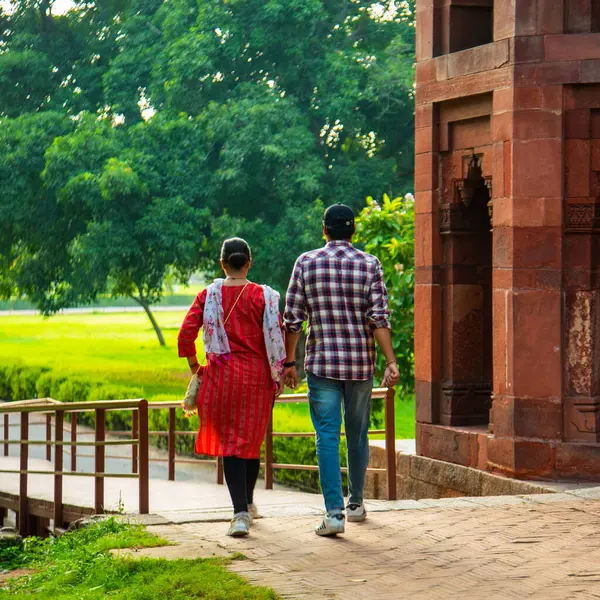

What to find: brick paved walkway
left=148, top=492, right=600, bottom=599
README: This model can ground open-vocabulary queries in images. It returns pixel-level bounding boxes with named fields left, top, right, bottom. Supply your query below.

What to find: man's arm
left=282, top=258, right=307, bottom=389
left=368, top=259, right=400, bottom=388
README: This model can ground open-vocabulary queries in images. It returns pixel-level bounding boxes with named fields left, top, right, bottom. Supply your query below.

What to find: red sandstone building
left=414, top=0, right=600, bottom=480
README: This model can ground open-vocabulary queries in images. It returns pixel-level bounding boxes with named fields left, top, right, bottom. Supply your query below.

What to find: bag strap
left=223, top=282, right=250, bottom=326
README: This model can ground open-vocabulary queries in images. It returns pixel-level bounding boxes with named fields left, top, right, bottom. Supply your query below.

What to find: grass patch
left=0, top=518, right=277, bottom=600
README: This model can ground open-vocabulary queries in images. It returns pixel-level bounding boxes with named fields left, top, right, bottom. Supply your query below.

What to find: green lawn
left=0, top=518, right=277, bottom=599
left=0, top=310, right=415, bottom=437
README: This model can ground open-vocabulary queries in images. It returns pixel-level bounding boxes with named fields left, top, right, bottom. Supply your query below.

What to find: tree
left=354, top=193, right=415, bottom=393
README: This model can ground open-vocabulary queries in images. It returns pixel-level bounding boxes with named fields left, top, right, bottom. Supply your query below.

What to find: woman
left=178, top=238, right=286, bottom=537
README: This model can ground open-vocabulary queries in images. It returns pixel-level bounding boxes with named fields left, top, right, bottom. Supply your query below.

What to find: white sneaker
left=248, top=503, right=262, bottom=521
left=315, top=513, right=345, bottom=537
left=227, top=512, right=250, bottom=537
left=346, top=502, right=367, bottom=523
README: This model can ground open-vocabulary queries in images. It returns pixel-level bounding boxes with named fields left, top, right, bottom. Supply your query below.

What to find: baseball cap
left=323, top=203, right=355, bottom=230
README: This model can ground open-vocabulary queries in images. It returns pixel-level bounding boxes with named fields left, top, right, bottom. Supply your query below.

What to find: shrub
left=11, top=366, right=48, bottom=400
left=89, top=385, right=144, bottom=430
left=55, top=377, right=96, bottom=403
left=36, top=371, right=68, bottom=399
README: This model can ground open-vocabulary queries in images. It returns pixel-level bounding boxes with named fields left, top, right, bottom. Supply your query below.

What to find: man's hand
left=283, top=366, right=299, bottom=390
left=382, top=362, right=400, bottom=388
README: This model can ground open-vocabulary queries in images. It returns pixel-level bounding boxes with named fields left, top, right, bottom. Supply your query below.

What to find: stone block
left=493, top=87, right=513, bottom=114
left=492, top=112, right=512, bottom=142
left=513, top=86, right=542, bottom=110
left=416, top=60, right=437, bottom=85
left=580, top=59, right=600, bottom=84
left=415, top=126, right=433, bottom=155
left=556, top=441, right=600, bottom=478
left=514, top=35, right=545, bottom=63
left=564, top=397, right=600, bottom=443
left=513, top=440, right=556, bottom=477
left=415, top=190, right=435, bottom=215
left=415, top=104, right=434, bottom=128
left=512, top=227, right=561, bottom=270
left=415, top=380, right=440, bottom=424
left=410, top=455, right=483, bottom=496
left=492, top=290, right=509, bottom=395
left=513, top=110, right=561, bottom=140
left=565, top=0, right=593, bottom=33
left=514, top=0, right=538, bottom=36
left=396, top=453, right=411, bottom=477
left=487, top=435, right=515, bottom=473
left=415, top=152, right=435, bottom=193
left=489, top=396, right=514, bottom=437
left=511, top=290, right=562, bottom=398
left=494, top=0, right=516, bottom=41
left=417, top=423, right=479, bottom=468
left=534, top=62, right=581, bottom=86
left=565, top=139, right=591, bottom=198
left=414, top=284, right=442, bottom=381
left=493, top=226, right=513, bottom=268
left=416, top=7, right=434, bottom=61
left=403, top=477, right=442, bottom=500
left=513, top=397, right=563, bottom=439
left=511, top=197, right=562, bottom=228
left=512, top=139, right=562, bottom=198
left=545, top=33, right=600, bottom=62
left=538, top=0, right=564, bottom=34
left=565, top=109, right=592, bottom=139
left=477, top=432, right=489, bottom=471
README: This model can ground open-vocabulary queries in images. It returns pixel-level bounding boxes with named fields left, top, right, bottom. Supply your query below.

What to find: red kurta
left=178, top=283, right=275, bottom=458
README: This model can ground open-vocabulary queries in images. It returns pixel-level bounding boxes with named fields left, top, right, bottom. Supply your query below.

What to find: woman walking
left=178, top=238, right=286, bottom=537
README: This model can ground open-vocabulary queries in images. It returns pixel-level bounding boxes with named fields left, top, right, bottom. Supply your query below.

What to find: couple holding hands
left=178, top=203, right=400, bottom=537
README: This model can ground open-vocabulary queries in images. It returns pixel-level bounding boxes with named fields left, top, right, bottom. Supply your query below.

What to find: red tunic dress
left=178, top=283, right=275, bottom=459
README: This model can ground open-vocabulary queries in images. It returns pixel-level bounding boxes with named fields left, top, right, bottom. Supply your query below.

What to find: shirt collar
left=326, top=240, right=353, bottom=248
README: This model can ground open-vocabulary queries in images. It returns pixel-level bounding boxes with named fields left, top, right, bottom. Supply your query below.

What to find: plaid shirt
left=284, top=241, right=391, bottom=381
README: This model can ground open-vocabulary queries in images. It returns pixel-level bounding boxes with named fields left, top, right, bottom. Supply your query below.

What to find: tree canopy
left=0, top=0, right=416, bottom=343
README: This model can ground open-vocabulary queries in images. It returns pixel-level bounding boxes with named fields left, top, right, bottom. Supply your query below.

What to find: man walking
left=283, top=203, right=400, bottom=536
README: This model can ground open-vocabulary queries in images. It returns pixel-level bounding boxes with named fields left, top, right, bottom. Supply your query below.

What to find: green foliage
left=0, top=0, right=416, bottom=338
left=355, top=193, right=415, bottom=393
left=0, top=518, right=277, bottom=599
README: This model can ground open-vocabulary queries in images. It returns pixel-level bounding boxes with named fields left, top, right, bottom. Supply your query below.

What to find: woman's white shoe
left=227, top=512, right=250, bottom=537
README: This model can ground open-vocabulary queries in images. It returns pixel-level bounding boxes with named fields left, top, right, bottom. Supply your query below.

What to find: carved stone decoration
left=439, top=202, right=489, bottom=234
left=440, top=383, right=492, bottom=426
left=565, top=203, right=600, bottom=233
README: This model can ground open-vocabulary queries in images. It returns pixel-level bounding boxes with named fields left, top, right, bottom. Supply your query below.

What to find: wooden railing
left=0, top=387, right=397, bottom=535
left=0, top=398, right=149, bottom=536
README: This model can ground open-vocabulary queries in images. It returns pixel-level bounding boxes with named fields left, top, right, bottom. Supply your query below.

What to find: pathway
left=146, top=489, right=600, bottom=599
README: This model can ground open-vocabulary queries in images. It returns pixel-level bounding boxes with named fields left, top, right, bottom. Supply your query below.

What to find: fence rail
left=0, top=387, right=396, bottom=536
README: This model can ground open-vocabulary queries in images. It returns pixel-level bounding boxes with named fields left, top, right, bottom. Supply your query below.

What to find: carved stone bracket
left=565, top=202, right=600, bottom=233
left=439, top=202, right=489, bottom=234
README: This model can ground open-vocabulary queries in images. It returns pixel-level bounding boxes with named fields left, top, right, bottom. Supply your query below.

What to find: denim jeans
left=307, top=372, right=374, bottom=513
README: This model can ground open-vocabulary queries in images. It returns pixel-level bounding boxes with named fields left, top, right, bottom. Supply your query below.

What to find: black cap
left=323, top=203, right=355, bottom=230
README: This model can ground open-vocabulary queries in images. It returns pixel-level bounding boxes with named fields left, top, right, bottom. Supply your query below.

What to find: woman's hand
left=275, top=379, right=285, bottom=398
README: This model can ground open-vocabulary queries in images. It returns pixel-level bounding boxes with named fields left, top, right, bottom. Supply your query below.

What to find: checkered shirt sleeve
left=283, top=257, right=308, bottom=334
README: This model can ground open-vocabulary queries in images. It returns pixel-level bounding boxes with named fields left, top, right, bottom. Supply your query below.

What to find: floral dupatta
left=202, top=279, right=286, bottom=382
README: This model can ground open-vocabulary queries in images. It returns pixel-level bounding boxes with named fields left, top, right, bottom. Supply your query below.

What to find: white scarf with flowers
left=202, top=279, right=286, bottom=383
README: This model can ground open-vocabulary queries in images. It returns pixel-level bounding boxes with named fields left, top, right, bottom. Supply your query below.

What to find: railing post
left=70, top=414, right=77, bottom=472
left=385, top=387, right=397, bottom=501
left=265, top=413, right=273, bottom=490
left=216, top=456, right=224, bottom=485
left=138, top=400, right=149, bottom=514
left=19, top=412, right=29, bottom=536
left=168, top=407, right=176, bottom=481
left=54, top=410, right=64, bottom=529
left=94, top=408, right=105, bottom=514
left=46, top=413, right=52, bottom=461
left=3, top=414, right=8, bottom=456
left=132, top=410, right=138, bottom=475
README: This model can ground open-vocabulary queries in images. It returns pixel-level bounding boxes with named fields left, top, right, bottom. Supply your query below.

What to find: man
left=283, top=203, right=400, bottom=537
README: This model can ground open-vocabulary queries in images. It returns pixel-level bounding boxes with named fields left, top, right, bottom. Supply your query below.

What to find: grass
left=0, top=310, right=415, bottom=437
left=0, top=518, right=278, bottom=599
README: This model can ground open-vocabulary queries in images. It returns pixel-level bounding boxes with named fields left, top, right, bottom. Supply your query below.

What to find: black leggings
left=223, top=456, right=261, bottom=514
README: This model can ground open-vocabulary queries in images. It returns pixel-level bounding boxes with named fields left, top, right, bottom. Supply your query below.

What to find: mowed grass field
left=0, top=310, right=415, bottom=437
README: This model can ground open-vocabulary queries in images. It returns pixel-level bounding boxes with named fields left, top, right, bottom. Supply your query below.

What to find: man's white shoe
left=227, top=512, right=250, bottom=537
left=248, top=503, right=262, bottom=521
left=315, top=513, right=345, bottom=536
left=346, top=502, right=367, bottom=523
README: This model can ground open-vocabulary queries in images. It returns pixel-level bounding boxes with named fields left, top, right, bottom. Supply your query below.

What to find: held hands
left=381, top=360, right=400, bottom=389
left=282, top=366, right=299, bottom=390
left=275, top=379, right=285, bottom=398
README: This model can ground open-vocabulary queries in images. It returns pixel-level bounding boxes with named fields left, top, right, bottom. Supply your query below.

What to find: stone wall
left=365, top=446, right=551, bottom=500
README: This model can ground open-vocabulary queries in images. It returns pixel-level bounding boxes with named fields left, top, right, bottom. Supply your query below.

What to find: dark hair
left=325, top=225, right=355, bottom=241
left=221, top=237, right=251, bottom=270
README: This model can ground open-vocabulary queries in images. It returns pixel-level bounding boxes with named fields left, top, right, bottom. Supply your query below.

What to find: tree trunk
left=133, top=297, right=166, bottom=346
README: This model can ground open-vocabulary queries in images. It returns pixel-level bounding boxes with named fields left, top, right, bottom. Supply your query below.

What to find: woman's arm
left=178, top=290, right=207, bottom=372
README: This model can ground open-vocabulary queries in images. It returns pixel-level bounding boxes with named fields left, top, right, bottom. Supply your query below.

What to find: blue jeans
left=307, top=373, right=373, bottom=513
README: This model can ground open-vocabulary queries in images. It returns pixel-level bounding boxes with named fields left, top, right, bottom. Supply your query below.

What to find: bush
left=89, top=385, right=144, bottom=430
left=36, top=371, right=68, bottom=399
left=11, top=366, right=49, bottom=400
left=55, top=377, right=96, bottom=403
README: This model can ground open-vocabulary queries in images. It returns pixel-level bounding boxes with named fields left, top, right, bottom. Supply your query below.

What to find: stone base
left=416, top=423, right=600, bottom=481
left=365, top=443, right=551, bottom=501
